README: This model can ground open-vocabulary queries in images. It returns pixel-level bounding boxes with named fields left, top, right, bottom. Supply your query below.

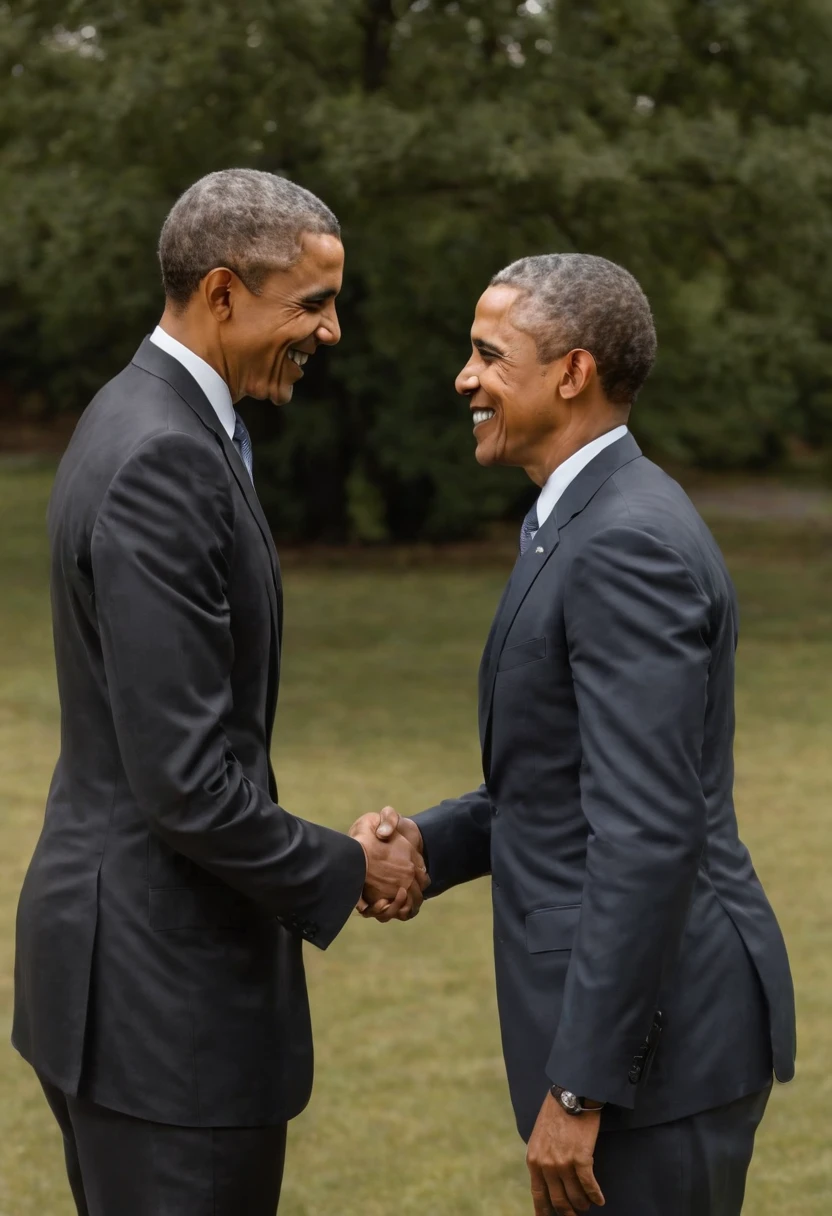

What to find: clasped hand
left=349, top=807, right=429, bottom=922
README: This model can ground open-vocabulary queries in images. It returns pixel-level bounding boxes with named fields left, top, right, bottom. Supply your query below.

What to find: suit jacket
left=415, top=433, right=796, bottom=1140
left=13, top=338, right=367, bottom=1127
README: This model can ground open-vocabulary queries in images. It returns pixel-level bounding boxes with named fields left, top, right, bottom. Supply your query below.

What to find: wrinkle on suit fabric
left=13, top=338, right=367, bottom=1135
left=415, top=434, right=795, bottom=1145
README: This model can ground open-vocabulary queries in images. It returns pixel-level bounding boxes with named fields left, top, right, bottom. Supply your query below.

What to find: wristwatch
left=550, top=1085, right=605, bottom=1115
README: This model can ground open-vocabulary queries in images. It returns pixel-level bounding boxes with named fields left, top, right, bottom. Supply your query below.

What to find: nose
left=455, top=363, right=479, bottom=396
left=316, top=303, right=341, bottom=346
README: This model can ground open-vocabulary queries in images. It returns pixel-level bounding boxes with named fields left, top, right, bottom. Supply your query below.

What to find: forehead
left=268, top=231, right=345, bottom=297
left=471, top=284, right=534, bottom=346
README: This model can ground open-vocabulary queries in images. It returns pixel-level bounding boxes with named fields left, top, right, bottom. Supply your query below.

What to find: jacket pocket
left=498, top=636, right=547, bottom=672
left=525, top=904, right=581, bottom=954
left=149, top=885, right=263, bottom=931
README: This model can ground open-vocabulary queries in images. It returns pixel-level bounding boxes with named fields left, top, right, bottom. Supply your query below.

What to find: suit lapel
left=132, top=338, right=281, bottom=593
left=131, top=338, right=283, bottom=689
left=479, top=432, right=642, bottom=776
left=478, top=509, right=561, bottom=762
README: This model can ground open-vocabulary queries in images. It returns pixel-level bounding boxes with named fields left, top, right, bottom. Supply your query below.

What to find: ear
left=558, top=348, right=597, bottom=399
left=202, top=268, right=236, bottom=322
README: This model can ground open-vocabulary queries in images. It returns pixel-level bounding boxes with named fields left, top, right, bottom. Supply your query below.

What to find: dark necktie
left=233, top=414, right=254, bottom=483
left=519, top=501, right=539, bottom=555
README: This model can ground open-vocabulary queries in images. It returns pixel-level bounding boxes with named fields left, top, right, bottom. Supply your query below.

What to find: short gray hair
left=491, top=253, right=657, bottom=405
left=159, top=168, right=340, bottom=307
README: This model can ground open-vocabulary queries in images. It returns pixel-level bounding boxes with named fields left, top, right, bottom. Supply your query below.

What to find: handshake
left=349, top=807, right=430, bottom=923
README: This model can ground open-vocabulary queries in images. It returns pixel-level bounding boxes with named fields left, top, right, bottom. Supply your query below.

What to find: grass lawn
left=0, top=462, right=830, bottom=1215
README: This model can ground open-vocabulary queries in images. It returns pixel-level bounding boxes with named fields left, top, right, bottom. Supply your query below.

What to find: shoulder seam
left=607, top=473, right=633, bottom=517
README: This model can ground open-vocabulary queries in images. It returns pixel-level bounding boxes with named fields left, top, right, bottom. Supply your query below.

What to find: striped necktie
left=519, top=501, right=539, bottom=555
left=233, top=413, right=254, bottom=484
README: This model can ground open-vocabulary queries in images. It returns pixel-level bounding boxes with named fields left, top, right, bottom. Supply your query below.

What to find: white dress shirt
left=150, top=326, right=236, bottom=441
left=534, top=425, right=629, bottom=531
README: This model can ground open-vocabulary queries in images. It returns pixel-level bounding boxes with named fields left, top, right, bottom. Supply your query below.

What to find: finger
left=360, top=898, right=391, bottom=918
left=560, top=1166, right=590, bottom=1213
left=415, top=863, right=430, bottom=891
left=406, top=877, right=425, bottom=911
left=375, top=806, right=400, bottom=839
left=356, top=896, right=369, bottom=914
left=397, top=898, right=420, bottom=922
left=529, top=1167, right=554, bottom=1216
left=378, top=887, right=409, bottom=922
left=348, top=812, right=380, bottom=839
left=542, top=1171, right=575, bottom=1216
left=574, top=1159, right=604, bottom=1208
left=530, top=1188, right=554, bottom=1216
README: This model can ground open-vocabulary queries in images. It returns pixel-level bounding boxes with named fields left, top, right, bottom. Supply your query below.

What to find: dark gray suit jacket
left=13, top=339, right=367, bottom=1127
left=416, top=433, right=796, bottom=1140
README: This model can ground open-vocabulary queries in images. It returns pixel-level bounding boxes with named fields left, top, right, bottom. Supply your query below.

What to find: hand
left=349, top=807, right=429, bottom=922
left=527, top=1092, right=605, bottom=1215
left=359, top=807, right=427, bottom=922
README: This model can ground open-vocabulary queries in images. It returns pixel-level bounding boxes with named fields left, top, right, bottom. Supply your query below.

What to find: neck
left=158, top=307, right=237, bottom=400
left=524, top=415, right=626, bottom=487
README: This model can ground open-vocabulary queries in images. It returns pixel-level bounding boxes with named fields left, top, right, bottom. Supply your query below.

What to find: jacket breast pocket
left=525, top=904, right=581, bottom=954
left=498, top=636, right=547, bottom=672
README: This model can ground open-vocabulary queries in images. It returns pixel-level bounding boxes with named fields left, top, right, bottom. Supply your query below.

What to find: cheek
left=479, top=371, right=505, bottom=409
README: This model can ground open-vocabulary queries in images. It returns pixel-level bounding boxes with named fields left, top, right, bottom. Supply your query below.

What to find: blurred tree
left=2, top=0, right=832, bottom=539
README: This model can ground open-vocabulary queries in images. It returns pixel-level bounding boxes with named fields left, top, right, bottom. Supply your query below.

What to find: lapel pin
left=535, top=546, right=545, bottom=554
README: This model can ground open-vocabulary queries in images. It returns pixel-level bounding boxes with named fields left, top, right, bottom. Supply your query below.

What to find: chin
left=474, top=440, right=500, bottom=467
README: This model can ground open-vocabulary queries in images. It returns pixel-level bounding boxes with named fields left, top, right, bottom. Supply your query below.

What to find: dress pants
left=590, top=1086, right=772, bottom=1215
left=39, top=1077, right=287, bottom=1216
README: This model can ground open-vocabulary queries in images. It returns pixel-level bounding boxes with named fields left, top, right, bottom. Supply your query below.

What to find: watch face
left=561, top=1091, right=579, bottom=1111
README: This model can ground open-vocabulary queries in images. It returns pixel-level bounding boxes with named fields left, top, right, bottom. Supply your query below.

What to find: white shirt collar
left=535, top=425, right=629, bottom=529
left=150, top=325, right=236, bottom=441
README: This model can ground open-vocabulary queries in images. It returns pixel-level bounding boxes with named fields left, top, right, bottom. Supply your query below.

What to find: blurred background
left=1, top=1, right=831, bottom=1213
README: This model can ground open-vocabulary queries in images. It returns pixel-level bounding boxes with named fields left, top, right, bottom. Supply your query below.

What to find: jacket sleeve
left=414, top=785, right=493, bottom=897
left=546, top=525, right=711, bottom=1107
left=90, top=430, right=366, bottom=949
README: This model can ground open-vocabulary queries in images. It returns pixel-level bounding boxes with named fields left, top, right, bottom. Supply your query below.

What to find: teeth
left=288, top=349, right=309, bottom=366
left=472, top=409, right=495, bottom=425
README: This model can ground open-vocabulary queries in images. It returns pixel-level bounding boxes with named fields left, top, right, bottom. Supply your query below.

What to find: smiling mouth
left=472, top=408, right=495, bottom=427
left=288, top=348, right=309, bottom=367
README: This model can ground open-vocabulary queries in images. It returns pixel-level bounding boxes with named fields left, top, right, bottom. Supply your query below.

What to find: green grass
left=1, top=465, right=830, bottom=1214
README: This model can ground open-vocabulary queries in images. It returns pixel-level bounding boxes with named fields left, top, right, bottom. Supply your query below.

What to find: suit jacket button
left=628, top=1066, right=642, bottom=1084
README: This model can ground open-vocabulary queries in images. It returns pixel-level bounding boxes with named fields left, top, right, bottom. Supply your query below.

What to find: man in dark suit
left=359, top=254, right=796, bottom=1215
left=13, top=168, right=427, bottom=1216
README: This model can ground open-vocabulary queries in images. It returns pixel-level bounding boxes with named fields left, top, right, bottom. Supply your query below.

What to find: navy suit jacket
left=13, top=339, right=367, bottom=1127
left=416, top=433, right=796, bottom=1139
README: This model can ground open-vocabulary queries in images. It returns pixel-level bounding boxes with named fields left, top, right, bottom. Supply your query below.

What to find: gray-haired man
left=13, top=169, right=427, bottom=1215
left=359, top=253, right=796, bottom=1215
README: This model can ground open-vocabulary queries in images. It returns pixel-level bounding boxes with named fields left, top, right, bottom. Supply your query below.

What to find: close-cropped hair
left=158, top=168, right=340, bottom=307
left=492, top=253, right=657, bottom=405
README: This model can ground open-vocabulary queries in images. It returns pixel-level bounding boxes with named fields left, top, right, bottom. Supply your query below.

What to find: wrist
left=352, top=833, right=370, bottom=881
left=550, top=1085, right=605, bottom=1115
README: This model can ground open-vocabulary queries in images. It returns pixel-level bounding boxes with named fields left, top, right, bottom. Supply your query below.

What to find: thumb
left=376, top=806, right=400, bottom=839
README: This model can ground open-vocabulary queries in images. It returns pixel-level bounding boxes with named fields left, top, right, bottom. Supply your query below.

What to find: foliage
left=2, top=0, right=832, bottom=539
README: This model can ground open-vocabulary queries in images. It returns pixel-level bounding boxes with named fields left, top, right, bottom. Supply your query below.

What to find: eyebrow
left=473, top=337, right=505, bottom=357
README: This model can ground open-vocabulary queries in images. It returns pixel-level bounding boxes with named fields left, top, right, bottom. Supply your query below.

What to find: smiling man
left=13, top=169, right=428, bottom=1216
left=361, top=253, right=796, bottom=1215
